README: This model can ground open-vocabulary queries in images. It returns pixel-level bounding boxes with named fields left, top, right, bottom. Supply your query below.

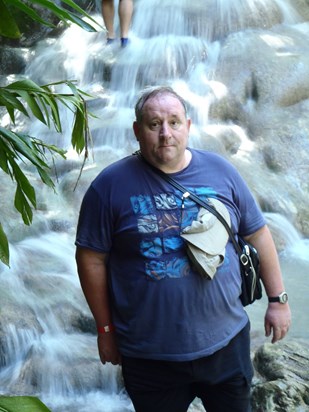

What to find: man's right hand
left=98, top=333, right=122, bottom=365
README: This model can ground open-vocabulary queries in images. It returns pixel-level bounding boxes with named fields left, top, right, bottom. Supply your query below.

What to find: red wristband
left=97, top=324, right=115, bottom=334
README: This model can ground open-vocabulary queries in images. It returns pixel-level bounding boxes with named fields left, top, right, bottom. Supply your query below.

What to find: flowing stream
left=1, top=1, right=309, bottom=411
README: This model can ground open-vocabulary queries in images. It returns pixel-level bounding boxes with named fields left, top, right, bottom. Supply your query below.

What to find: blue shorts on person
left=122, top=322, right=253, bottom=412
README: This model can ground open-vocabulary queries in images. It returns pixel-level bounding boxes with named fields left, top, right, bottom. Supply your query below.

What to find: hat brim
left=181, top=198, right=230, bottom=255
left=186, top=243, right=225, bottom=279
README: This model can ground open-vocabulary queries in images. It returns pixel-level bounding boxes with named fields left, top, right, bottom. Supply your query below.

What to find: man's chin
left=156, top=146, right=176, bottom=158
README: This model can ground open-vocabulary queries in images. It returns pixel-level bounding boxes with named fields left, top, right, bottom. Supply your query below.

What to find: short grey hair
left=134, top=86, right=188, bottom=123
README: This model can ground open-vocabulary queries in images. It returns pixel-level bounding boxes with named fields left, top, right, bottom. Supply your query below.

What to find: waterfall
left=1, top=0, right=309, bottom=411
left=0, top=232, right=133, bottom=411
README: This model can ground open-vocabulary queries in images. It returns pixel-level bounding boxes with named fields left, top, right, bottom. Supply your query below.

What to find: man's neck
left=159, top=149, right=192, bottom=174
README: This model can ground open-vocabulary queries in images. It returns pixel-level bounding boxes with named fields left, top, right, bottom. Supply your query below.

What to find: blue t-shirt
left=76, top=149, right=265, bottom=361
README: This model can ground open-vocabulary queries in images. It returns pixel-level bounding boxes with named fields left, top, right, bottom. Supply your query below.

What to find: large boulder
left=205, top=23, right=309, bottom=236
left=252, top=341, right=309, bottom=411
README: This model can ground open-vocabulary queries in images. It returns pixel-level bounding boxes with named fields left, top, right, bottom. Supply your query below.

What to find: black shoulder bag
left=135, top=152, right=262, bottom=306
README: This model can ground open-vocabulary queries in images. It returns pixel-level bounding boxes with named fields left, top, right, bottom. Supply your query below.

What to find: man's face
left=133, top=93, right=191, bottom=173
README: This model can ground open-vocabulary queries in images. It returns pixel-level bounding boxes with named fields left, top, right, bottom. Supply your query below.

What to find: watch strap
left=268, top=296, right=280, bottom=302
left=268, top=292, right=288, bottom=303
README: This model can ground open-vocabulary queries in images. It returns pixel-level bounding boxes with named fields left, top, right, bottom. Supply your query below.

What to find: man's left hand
left=265, top=303, right=291, bottom=343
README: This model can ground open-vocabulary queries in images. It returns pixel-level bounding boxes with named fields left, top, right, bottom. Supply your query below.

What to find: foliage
left=0, top=0, right=100, bottom=39
left=0, top=79, right=92, bottom=266
left=0, top=0, right=97, bottom=266
left=0, top=396, right=51, bottom=411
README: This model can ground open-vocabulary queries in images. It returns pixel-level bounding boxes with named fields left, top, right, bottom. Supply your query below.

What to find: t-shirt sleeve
left=75, top=185, right=112, bottom=253
left=231, top=166, right=266, bottom=236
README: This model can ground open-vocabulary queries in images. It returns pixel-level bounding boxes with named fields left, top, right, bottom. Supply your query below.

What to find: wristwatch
left=268, top=291, right=288, bottom=304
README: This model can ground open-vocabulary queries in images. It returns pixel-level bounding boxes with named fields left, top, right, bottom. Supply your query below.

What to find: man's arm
left=75, top=246, right=121, bottom=365
left=245, top=225, right=291, bottom=343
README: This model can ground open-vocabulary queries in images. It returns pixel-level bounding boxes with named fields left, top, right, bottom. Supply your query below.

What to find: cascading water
left=1, top=0, right=309, bottom=411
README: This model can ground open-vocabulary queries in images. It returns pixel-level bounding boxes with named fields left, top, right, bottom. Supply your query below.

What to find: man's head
left=133, top=86, right=191, bottom=173
left=134, top=86, right=188, bottom=124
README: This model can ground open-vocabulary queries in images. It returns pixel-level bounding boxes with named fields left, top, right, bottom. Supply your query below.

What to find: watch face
left=279, top=292, right=288, bottom=303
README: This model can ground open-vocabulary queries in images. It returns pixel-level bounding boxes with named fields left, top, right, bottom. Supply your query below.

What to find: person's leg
left=118, top=0, right=133, bottom=43
left=197, top=374, right=252, bottom=412
left=194, top=322, right=253, bottom=412
left=122, top=356, right=195, bottom=412
left=127, top=386, right=195, bottom=412
left=102, top=0, right=115, bottom=40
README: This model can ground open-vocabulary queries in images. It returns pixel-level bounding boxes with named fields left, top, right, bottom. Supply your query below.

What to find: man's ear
left=133, top=121, right=140, bottom=141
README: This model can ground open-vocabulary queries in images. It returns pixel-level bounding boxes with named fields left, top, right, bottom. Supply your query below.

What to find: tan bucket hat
left=181, top=198, right=231, bottom=279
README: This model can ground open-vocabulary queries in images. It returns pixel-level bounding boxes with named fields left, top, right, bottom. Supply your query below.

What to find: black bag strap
left=134, top=150, right=243, bottom=256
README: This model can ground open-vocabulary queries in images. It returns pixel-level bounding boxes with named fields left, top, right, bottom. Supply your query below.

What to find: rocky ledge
left=252, top=340, right=309, bottom=411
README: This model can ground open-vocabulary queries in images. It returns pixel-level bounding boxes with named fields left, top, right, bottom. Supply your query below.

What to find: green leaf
left=6, top=0, right=54, bottom=27
left=39, top=93, right=61, bottom=132
left=45, top=80, right=93, bottom=99
left=0, top=127, right=45, bottom=168
left=0, top=138, right=10, bottom=174
left=0, top=0, right=100, bottom=40
left=59, top=0, right=101, bottom=24
left=0, top=135, right=18, bottom=180
left=60, top=12, right=98, bottom=32
left=14, top=185, right=34, bottom=226
left=14, top=90, right=46, bottom=125
left=32, top=138, right=66, bottom=158
left=71, top=108, right=86, bottom=153
left=7, top=79, right=45, bottom=93
left=6, top=106, right=16, bottom=123
left=0, top=88, right=28, bottom=118
left=11, top=161, right=36, bottom=208
left=29, top=0, right=98, bottom=32
left=36, top=167, right=55, bottom=188
left=0, top=396, right=51, bottom=411
left=0, top=222, right=10, bottom=267
left=0, top=0, right=20, bottom=38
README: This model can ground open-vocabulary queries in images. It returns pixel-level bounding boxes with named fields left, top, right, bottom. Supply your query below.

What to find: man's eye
left=150, top=122, right=160, bottom=129
left=170, top=120, right=180, bottom=128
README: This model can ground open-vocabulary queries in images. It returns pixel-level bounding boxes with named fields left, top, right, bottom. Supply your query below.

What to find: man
left=102, top=0, right=133, bottom=47
left=75, top=86, right=291, bottom=412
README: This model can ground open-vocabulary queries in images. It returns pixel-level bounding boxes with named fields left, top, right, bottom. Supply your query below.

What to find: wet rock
left=209, top=23, right=309, bottom=236
left=0, top=46, right=29, bottom=74
left=252, top=341, right=309, bottom=411
left=293, top=0, right=309, bottom=20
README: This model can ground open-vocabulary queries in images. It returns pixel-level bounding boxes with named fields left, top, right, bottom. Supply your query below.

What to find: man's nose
left=160, top=122, right=171, bottom=138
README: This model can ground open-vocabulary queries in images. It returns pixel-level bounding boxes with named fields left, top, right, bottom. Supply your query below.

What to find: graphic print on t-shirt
left=130, top=186, right=217, bottom=280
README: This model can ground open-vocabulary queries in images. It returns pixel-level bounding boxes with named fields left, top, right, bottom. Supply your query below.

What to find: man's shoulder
left=190, top=148, right=234, bottom=168
left=95, top=154, right=138, bottom=178
left=90, top=155, right=147, bottom=193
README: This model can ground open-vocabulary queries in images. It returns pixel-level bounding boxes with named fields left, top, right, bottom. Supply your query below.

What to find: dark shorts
left=122, top=322, right=253, bottom=412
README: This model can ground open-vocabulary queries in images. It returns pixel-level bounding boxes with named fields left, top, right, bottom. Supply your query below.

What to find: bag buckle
left=240, top=244, right=250, bottom=267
